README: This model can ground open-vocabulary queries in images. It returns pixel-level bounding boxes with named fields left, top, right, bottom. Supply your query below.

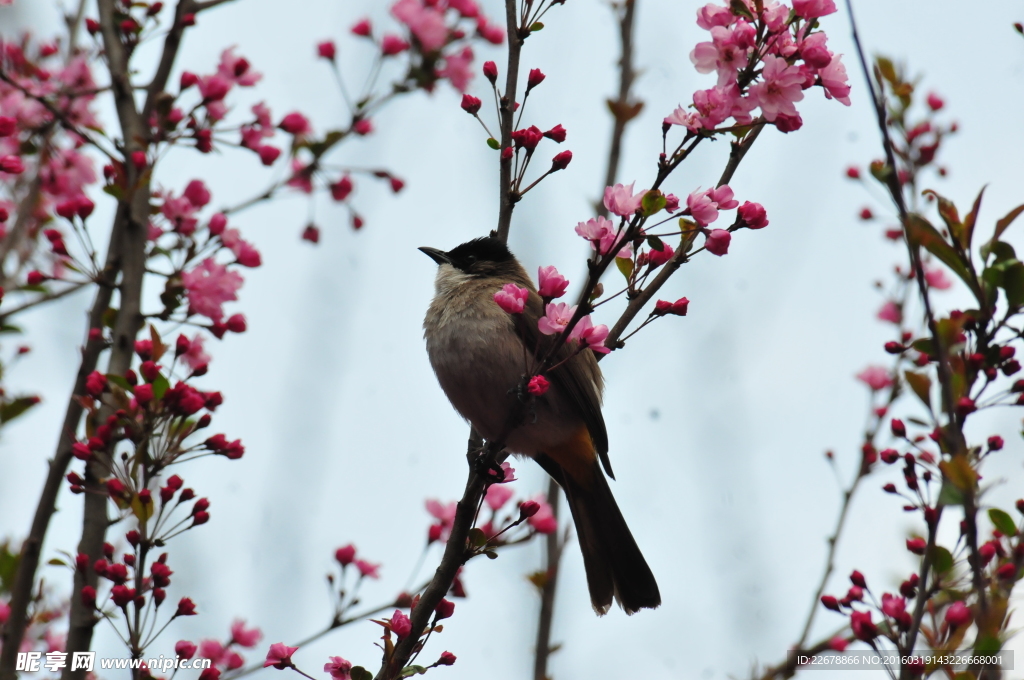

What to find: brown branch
left=596, top=0, right=638, bottom=220
left=494, top=0, right=524, bottom=242
left=0, top=281, right=89, bottom=321
left=532, top=478, right=563, bottom=680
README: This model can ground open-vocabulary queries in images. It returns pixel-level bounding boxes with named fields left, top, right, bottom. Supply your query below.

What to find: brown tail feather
left=535, top=454, right=661, bottom=615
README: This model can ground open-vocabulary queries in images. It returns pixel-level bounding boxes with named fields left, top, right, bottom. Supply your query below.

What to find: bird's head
left=419, top=237, right=521, bottom=280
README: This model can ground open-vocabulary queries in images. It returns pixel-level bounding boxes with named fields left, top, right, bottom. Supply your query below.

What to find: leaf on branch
left=928, top=545, right=953, bottom=573
left=922, top=189, right=965, bottom=250
left=641, top=190, right=667, bottom=216
left=615, top=256, right=634, bottom=280
left=962, top=186, right=987, bottom=252
left=988, top=508, right=1018, bottom=536
left=991, top=203, right=1024, bottom=245
left=350, top=667, right=373, bottom=680
left=903, top=370, right=932, bottom=409
left=939, top=455, right=978, bottom=494
left=0, top=396, right=40, bottom=424
left=905, top=214, right=982, bottom=303
left=605, top=99, right=644, bottom=124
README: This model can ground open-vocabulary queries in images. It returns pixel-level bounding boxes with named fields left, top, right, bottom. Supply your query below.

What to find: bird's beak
left=418, top=247, right=451, bottom=265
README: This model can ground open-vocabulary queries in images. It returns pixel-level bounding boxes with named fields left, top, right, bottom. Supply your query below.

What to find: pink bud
left=437, top=652, right=456, bottom=666
left=302, top=225, right=320, bottom=243
left=180, top=71, right=199, bottom=89
left=519, top=500, right=540, bottom=519
left=391, top=610, right=412, bottom=639
left=527, top=68, right=546, bottom=90
left=381, top=35, right=410, bottom=56
left=335, top=544, right=356, bottom=566
left=849, top=570, right=866, bottom=588
left=501, top=147, right=513, bottom=160
left=0, top=116, right=16, bottom=137
left=891, top=419, right=906, bottom=437
left=527, top=375, right=550, bottom=396
left=906, top=537, right=926, bottom=555
left=435, top=598, right=455, bottom=620
left=135, top=384, right=154, bottom=404
left=820, top=595, right=840, bottom=611
left=482, top=61, right=498, bottom=83
left=0, top=156, right=25, bottom=174
left=353, top=119, right=373, bottom=136
left=845, top=166, right=860, bottom=179
left=945, top=601, right=970, bottom=627
left=176, top=640, right=198, bottom=660
left=317, top=40, right=337, bottom=60
left=493, top=283, right=529, bottom=314
left=208, top=213, right=227, bottom=235
left=257, top=146, right=281, bottom=166
left=926, top=92, right=944, bottom=112
left=704, top=229, right=731, bottom=256
left=738, top=201, right=769, bottom=229
left=350, top=18, right=372, bottom=37
left=461, top=94, right=482, bottom=114
left=551, top=150, right=572, bottom=171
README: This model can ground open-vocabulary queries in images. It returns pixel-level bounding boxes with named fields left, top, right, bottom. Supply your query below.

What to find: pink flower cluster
left=177, top=619, right=263, bottom=675
left=348, top=0, right=504, bottom=93
left=665, top=0, right=850, bottom=135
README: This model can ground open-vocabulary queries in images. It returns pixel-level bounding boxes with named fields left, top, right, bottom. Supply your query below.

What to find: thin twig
left=532, top=478, right=563, bottom=680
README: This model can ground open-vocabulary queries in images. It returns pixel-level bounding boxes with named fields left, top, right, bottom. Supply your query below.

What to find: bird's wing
left=515, top=291, right=613, bottom=479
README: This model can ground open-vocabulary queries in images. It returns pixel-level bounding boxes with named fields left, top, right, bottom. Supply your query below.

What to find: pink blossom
left=819, top=54, right=851, bottom=106
left=476, top=17, right=505, bottom=45
left=762, top=1, right=789, bottom=32
left=199, top=640, right=226, bottom=663
left=692, top=86, right=732, bottom=129
left=351, top=19, right=372, bottom=37
left=324, top=657, right=352, bottom=680
left=485, top=484, right=514, bottom=511
left=799, top=32, right=832, bottom=69
left=161, top=194, right=199, bottom=235
left=690, top=23, right=755, bottom=87
left=354, top=559, right=380, bottom=579
left=0, top=600, right=9, bottom=624
left=571, top=316, right=611, bottom=354
left=182, top=258, right=244, bottom=322
left=686, top=189, right=719, bottom=226
left=575, top=216, right=629, bottom=258
left=924, top=267, right=952, bottom=290
left=426, top=499, right=457, bottom=542
left=263, top=643, right=298, bottom=669
left=438, top=47, right=474, bottom=92
left=877, top=300, right=901, bottom=324
left=220, top=228, right=262, bottom=268
left=231, top=620, right=262, bottom=648
left=175, top=640, right=197, bottom=660
left=856, top=365, right=893, bottom=391
left=537, top=265, right=569, bottom=298
left=603, top=182, right=646, bottom=218
left=390, top=610, right=412, bottom=639
left=197, top=75, right=231, bottom=102
left=495, top=461, right=516, bottom=483
left=538, top=302, right=576, bottom=336
left=391, top=0, right=448, bottom=52
left=664, top=105, right=700, bottom=132
left=527, top=495, right=557, bottom=533
left=493, top=283, right=529, bottom=314
left=792, top=0, right=837, bottom=18
left=695, top=3, right=735, bottom=30
left=217, top=47, right=262, bottom=87
left=449, top=0, right=479, bottom=18
left=705, top=229, right=731, bottom=256
left=182, top=334, right=210, bottom=370
left=287, top=160, right=314, bottom=193
left=707, top=185, right=738, bottom=209
left=747, top=55, right=805, bottom=122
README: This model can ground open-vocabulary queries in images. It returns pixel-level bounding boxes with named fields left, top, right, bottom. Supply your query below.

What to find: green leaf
left=989, top=508, right=1018, bottom=536
left=529, top=21, right=544, bottom=31
left=1003, top=262, right=1024, bottom=309
left=467, top=528, right=487, bottom=549
left=0, top=324, right=23, bottom=335
left=641, top=190, right=667, bottom=216
left=876, top=57, right=897, bottom=87
left=47, top=557, right=67, bottom=567
left=904, top=371, right=932, bottom=409
left=646, top=235, right=666, bottom=252
left=962, top=186, right=986, bottom=252
left=151, top=373, right=170, bottom=402
left=911, top=338, right=935, bottom=356
left=923, top=189, right=964, bottom=249
left=729, top=0, right=754, bottom=19
left=486, top=137, right=500, bottom=150
left=106, top=375, right=131, bottom=390
left=928, top=545, right=953, bottom=573
left=992, top=203, right=1024, bottom=244
left=484, top=550, right=498, bottom=559
left=905, top=214, right=980, bottom=302
left=974, top=635, right=1003, bottom=655
left=615, top=256, right=634, bottom=280
left=937, top=479, right=965, bottom=506
left=350, top=667, right=373, bottom=680
left=0, top=396, right=39, bottom=424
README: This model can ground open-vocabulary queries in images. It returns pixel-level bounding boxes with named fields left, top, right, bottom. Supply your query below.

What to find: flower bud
left=483, top=61, right=498, bottom=83
left=527, top=68, right=546, bottom=90
left=519, top=500, right=540, bottom=519
left=890, top=419, right=906, bottom=437
left=551, top=150, right=572, bottom=171
left=460, top=95, right=482, bottom=115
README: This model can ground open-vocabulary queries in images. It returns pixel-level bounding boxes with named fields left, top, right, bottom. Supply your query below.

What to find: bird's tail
left=538, top=455, right=661, bottom=615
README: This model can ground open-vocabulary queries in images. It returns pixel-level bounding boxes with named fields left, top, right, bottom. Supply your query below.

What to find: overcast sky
left=2, top=1, right=1024, bottom=678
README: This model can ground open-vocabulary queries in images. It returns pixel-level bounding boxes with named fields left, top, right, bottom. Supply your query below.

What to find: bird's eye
left=465, top=255, right=477, bottom=264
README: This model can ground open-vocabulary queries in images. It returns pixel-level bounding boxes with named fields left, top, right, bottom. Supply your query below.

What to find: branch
left=532, top=478, right=564, bottom=680
left=602, top=123, right=763, bottom=351
left=494, top=0, right=524, bottom=241
left=596, top=0, right=639, bottom=219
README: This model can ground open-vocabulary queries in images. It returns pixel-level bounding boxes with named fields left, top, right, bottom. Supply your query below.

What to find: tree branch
left=532, top=478, right=563, bottom=680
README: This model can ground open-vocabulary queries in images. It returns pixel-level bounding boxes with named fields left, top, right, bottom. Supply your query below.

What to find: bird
left=420, top=235, right=661, bottom=615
